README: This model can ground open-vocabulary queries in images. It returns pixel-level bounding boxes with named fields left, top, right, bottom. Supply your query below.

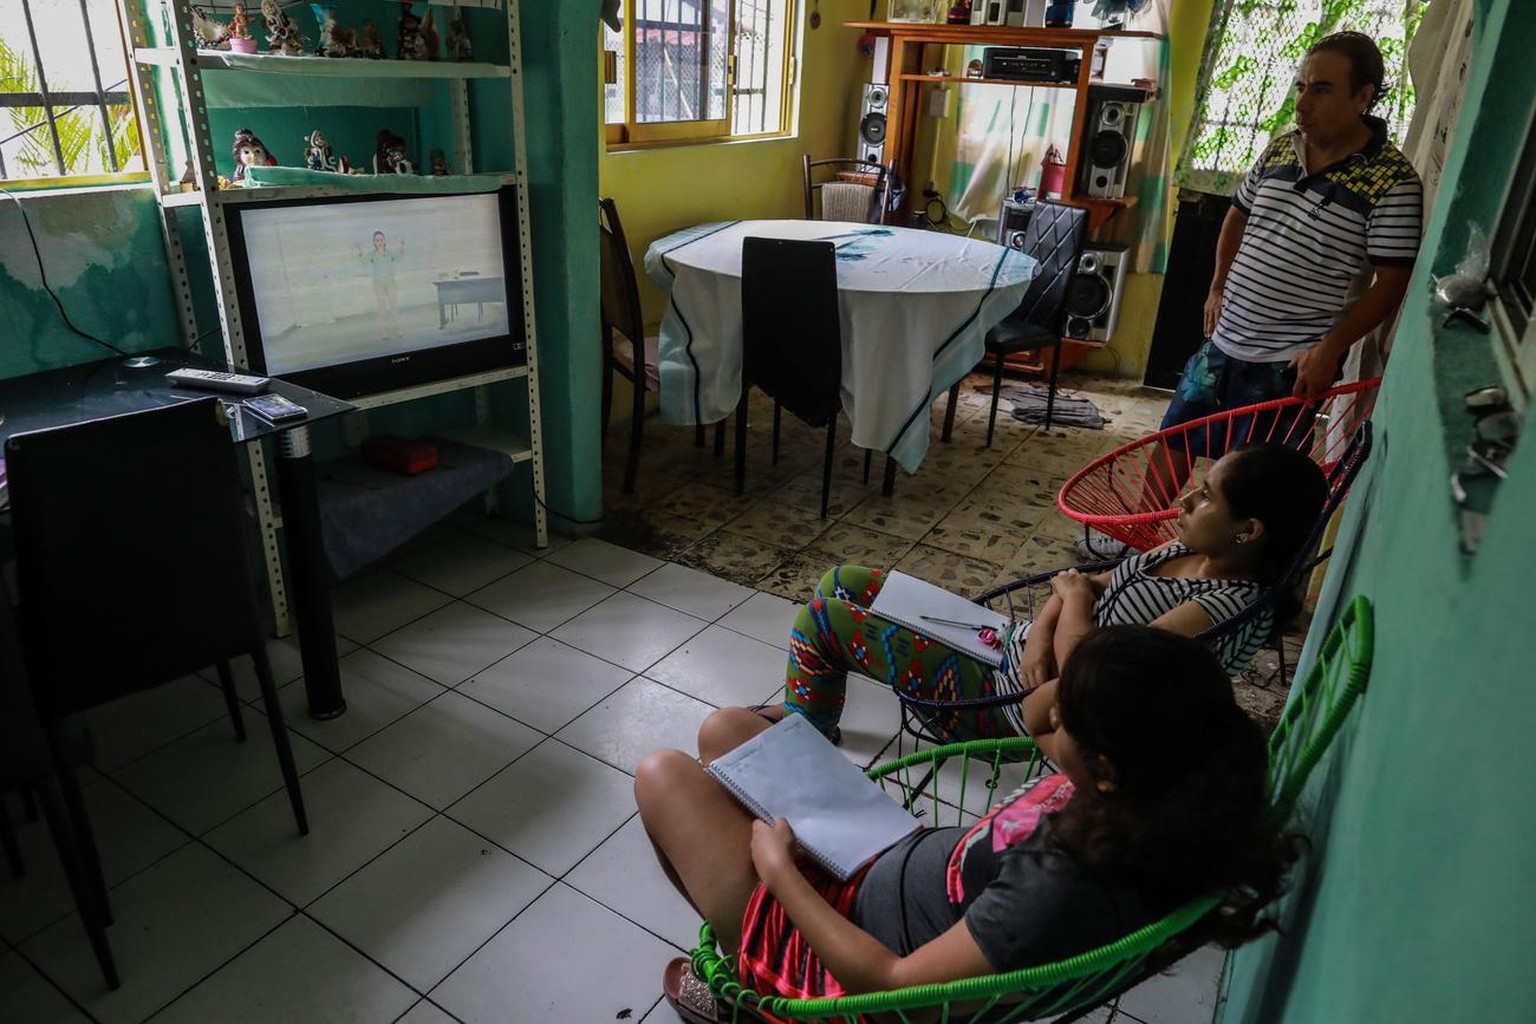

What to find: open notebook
left=706, top=715, right=923, bottom=881
left=868, top=570, right=1010, bottom=667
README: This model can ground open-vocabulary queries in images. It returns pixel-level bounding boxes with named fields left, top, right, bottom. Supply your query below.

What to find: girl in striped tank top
left=778, top=444, right=1328, bottom=750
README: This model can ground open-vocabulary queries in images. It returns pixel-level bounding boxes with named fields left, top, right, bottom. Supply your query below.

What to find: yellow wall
left=1081, top=0, right=1215, bottom=379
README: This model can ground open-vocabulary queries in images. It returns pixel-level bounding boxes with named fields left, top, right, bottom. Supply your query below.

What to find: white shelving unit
left=114, top=0, right=548, bottom=634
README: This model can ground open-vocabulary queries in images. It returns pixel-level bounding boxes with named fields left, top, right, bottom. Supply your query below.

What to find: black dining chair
left=736, top=236, right=843, bottom=518
left=942, top=199, right=1088, bottom=444
left=5, top=398, right=310, bottom=931
left=803, top=155, right=890, bottom=224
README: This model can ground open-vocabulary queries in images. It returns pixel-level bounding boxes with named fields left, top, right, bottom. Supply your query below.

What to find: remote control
left=165, top=367, right=271, bottom=394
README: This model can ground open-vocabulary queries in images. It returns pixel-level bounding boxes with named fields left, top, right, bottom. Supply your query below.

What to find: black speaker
left=1080, top=84, right=1152, bottom=200
left=858, top=83, right=888, bottom=164
left=996, top=196, right=1035, bottom=251
left=1064, top=243, right=1129, bottom=342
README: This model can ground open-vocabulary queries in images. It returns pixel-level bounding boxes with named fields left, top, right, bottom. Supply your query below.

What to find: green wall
left=0, top=0, right=600, bottom=531
left=1220, top=1, right=1536, bottom=1020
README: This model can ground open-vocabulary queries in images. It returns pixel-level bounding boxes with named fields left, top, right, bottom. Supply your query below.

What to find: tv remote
left=165, top=367, right=270, bottom=394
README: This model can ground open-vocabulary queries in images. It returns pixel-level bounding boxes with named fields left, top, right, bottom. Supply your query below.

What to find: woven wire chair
left=895, top=424, right=1372, bottom=751
left=1058, top=379, right=1380, bottom=553
left=687, top=599, right=1375, bottom=1023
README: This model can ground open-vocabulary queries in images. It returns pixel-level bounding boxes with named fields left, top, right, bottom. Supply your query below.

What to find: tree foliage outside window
left=1, top=0, right=142, bottom=183
left=1177, top=0, right=1427, bottom=196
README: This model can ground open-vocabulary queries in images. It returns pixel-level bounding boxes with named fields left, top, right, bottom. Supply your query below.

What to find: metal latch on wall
left=1451, top=384, right=1521, bottom=554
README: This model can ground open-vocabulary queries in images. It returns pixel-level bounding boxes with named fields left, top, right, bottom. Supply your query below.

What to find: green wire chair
left=686, top=596, right=1376, bottom=1024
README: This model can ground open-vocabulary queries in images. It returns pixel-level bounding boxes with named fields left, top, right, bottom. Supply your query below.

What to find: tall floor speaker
left=858, top=83, right=888, bottom=165
left=1064, top=243, right=1129, bottom=343
left=1079, top=84, right=1152, bottom=200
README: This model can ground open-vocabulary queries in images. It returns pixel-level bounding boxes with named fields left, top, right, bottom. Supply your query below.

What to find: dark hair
left=1051, top=627, right=1293, bottom=944
left=1306, top=31, right=1386, bottom=112
left=1216, top=443, right=1329, bottom=589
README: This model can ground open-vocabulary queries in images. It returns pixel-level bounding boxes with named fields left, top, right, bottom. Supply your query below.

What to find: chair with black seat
left=942, top=199, right=1088, bottom=444
left=0, top=581, right=119, bottom=988
left=736, top=236, right=843, bottom=518
left=803, top=155, right=889, bottom=223
left=5, top=398, right=309, bottom=914
left=601, top=197, right=722, bottom=490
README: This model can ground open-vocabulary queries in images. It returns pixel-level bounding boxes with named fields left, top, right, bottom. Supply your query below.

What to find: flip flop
left=663, top=956, right=723, bottom=1024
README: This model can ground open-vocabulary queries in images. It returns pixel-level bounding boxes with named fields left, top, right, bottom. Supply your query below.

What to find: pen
left=920, top=615, right=1000, bottom=631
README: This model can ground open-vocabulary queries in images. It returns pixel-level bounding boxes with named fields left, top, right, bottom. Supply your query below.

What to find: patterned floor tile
left=678, top=532, right=796, bottom=587
left=893, top=545, right=1010, bottom=598
left=754, top=551, right=838, bottom=603
left=654, top=481, right=757, bottom=527
left=802, top=523, right=915, bottom=571
left=718, top=498, right=834, bottom=553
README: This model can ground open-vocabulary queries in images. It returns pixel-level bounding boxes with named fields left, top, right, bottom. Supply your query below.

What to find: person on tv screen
left=356, top=229, right=407, bottom=339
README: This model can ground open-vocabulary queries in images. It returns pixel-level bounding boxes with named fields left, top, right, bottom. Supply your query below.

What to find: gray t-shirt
left=851, top=778, right=1152, bottom=970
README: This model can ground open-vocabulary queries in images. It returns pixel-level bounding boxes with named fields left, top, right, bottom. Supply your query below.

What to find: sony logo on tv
left=390, top=356, right=412, bottom=364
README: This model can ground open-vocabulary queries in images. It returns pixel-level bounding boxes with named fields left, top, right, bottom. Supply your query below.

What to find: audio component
left=980, top=47, right=1081, bottom=84
left=996, top=196, right=1036, bottom=252
left=858, top=82, right=888, bottom=165
left=1064, top=243, right=1130, bottom=343
left=1080, top=83, right=1154, bottom=199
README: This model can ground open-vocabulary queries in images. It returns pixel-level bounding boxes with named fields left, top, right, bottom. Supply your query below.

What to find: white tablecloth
left=643, top=220, right=1035, bottom=473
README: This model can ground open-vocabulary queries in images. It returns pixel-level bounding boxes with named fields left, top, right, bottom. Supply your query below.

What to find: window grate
left=1, top=0, right=141, bottom=181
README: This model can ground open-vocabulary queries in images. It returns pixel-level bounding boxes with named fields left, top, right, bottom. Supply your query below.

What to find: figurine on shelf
left=429, top=150, right=451, bottom=177
left=419, top=8, right=439, bottom=60
left=191, top=5, right=230, bottom=49
left=179, top=159, right=197, bottom=192
left=304, top=129, right=339, bottom=172
left=374, top=129, right=413, bottom=174
left=227, top=2, right=258, bottom=53
left=360, top=20, right=385, bottom=59
left=446, top=6, right=471, bottom=62
left=261, top=0, right=305, bottom=55
left=312, top=3, right=344, bottom=57
left=231, top=127, right=277, bottom=183
left=396, top=3, right=427, bottom=60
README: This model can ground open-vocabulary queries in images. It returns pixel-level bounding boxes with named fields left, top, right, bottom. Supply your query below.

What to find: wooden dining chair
left=803, top=155, right=889, bottom=224
left=942, top=199, right=1088, bottom=442
left=736, top=236, right=843, bottom=518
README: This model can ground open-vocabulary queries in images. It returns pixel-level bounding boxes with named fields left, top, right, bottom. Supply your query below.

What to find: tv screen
left=225, top=189, right=526, bottom=400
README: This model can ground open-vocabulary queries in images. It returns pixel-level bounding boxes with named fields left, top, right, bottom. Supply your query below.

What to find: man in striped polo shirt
left=1079, top=32, right=1423, bottom=560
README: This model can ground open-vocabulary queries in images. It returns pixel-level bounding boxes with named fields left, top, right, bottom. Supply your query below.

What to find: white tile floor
left=0, top=527, right=1222, bottom=1023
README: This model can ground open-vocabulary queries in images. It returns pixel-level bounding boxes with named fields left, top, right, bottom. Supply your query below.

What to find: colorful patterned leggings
left=783, top=565, right=1016, bottom=740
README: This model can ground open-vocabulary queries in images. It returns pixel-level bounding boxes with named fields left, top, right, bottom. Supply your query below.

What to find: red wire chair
left=1058, top=378, right=1382, bottom=552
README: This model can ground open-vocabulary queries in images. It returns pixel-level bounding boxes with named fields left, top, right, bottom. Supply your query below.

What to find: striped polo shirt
left=1213, top=116, right=1423, bottom=363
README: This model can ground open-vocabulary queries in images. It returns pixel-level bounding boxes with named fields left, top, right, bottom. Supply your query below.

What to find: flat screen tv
left=224, top=189, right=526, bottom=400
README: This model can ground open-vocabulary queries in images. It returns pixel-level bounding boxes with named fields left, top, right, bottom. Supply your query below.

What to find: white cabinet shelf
left=117, top=0, right=550, bottom=633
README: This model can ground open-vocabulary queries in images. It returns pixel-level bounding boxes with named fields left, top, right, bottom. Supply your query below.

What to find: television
left=224, top=189, right=526, bottom=400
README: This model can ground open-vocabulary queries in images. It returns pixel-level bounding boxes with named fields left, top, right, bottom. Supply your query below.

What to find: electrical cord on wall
left=1, top=185, right=128, bottom=358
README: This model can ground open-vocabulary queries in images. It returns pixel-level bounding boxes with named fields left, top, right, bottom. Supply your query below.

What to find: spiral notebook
left=706, top=715, right=923, bottom=881
left=868, top=570, right=1010, bottom=668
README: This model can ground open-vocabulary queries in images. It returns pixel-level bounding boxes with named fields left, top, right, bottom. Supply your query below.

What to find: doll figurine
left=303, top=129, right=338, bottom=172
left=231, top=127, right=277, bottom=182
left=261, top=0, right=305, bottom=55
left=360, top=20, right=385, bottom=58
left=312, top=3, right=342, bottom=56
left=396, top=4, right=426, bottom=60
left=446, top=6, right=471, bottom=61
left=429, top=149, right=450, bottom=176
left=373, top=129, right=413, bottom=174
left=227, top=2, right=257, bottom=52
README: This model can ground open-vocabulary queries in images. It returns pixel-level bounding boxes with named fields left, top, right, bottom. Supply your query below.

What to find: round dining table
left=643, top=220, right=1035, bottom=474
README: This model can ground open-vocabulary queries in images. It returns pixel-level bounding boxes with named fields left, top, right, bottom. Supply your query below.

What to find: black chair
left=736, top=236, right=843, bottom=518
left=803, top=155, right=889, bottom=224
left=600, top=197, right=717, bottom=491
left=0, top=581, right=119, bottom=988
left=942, top=200, right=1088, bottom=444
left=5, top=399, right=310, bottom=925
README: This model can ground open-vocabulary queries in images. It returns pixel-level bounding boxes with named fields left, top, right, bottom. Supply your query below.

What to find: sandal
left=663, top=956, right=723, bottom=1024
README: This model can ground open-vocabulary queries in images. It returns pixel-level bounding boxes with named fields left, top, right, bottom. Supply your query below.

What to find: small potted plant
left=228, top=2, right=259, bottom=52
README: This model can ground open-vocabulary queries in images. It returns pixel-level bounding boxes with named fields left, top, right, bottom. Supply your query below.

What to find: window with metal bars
left=1, top=0, right=143, bottom=184
left=604, top=0, right=794, bottom=147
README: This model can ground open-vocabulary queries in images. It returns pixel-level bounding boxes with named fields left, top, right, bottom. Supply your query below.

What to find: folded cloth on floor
left=1003, top=384, right=1105, bottom=429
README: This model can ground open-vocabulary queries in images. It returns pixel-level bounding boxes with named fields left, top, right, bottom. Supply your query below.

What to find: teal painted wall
left=0, top=188, right=181, bottom=377
left=1220, top=1, right=1536, bottom=1021
left=0, top=0, right=599, bottom=532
